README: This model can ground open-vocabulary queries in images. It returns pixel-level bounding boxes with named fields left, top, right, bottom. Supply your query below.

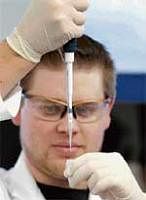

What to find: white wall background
left=0, top=0, right=146, bottom=73
left=0, top=0, right=28, bottom=39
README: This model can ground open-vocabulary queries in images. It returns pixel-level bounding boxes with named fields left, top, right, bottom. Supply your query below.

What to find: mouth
left=52, top=143, right=84, bottom=157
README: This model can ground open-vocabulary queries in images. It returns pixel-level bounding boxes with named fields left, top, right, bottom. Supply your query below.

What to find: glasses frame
left=22, top=93, right=112, bottom=123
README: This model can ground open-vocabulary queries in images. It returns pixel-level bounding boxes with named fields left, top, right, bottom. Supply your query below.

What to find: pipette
left=63, top=39, right=77, bottom=151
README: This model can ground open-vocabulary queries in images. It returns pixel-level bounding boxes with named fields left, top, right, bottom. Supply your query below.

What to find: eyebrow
left=25, top=93, right=105, bottom=106
left=25, top=94, right=67, bottom=105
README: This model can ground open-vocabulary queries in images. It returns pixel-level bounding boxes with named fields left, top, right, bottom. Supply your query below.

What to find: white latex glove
left=7, top=0, right=89, bottom=63
left=64, top=152, right=146, bottom=200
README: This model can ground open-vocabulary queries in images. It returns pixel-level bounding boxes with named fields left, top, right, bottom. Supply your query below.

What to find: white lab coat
left=0, top=85, right=22, bottom=121
left=0, top=152, right=101, bottom=200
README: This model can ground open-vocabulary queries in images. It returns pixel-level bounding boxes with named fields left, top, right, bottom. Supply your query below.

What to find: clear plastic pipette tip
left=68, top=112, right=73, bottom=151
left=65, top=52, right=74, bottom=151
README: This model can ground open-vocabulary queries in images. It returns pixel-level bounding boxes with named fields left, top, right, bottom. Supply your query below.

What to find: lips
left=52, top=143, right=83, bottom=148
left=52, top=143, right=84, bottom=157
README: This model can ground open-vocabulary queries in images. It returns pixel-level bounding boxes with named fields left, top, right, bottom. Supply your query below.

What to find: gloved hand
left=7, top=0, right=89, bottom=63
left=64, top=152, right=146, bottom=200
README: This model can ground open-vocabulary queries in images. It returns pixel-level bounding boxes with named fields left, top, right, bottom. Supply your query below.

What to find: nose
left=56, top=113, right=79, bottom=135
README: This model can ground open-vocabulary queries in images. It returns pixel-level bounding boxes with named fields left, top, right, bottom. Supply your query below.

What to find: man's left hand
left=64, top=152, right=145, bottom=200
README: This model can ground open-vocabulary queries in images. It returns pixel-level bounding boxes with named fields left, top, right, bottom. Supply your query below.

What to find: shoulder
left=0, top=168, right=10, bottom=199
left=0, top=167, right=10, bottom=185
left=0, top=168, right=8, bottom=178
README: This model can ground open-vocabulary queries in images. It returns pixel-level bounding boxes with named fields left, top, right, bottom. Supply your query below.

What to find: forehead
left=27, top=66, right=104, bottom=101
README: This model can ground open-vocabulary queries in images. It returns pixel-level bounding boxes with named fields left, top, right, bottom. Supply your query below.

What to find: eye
left=39, top=102, right=65, bottom=116
left=76, top=103, right=98, bottom=117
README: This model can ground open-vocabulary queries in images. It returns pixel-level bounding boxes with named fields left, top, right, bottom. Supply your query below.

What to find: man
left=0, top=35, right=145, bottom=200
left=0, top=1, right=146, bottom=199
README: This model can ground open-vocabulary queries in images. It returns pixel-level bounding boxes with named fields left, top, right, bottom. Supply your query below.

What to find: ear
left=11, top=111, right=21, bottom=126
left=104, top=97, right=115, bottom=130
left=108, top=96, right=115, bottom=113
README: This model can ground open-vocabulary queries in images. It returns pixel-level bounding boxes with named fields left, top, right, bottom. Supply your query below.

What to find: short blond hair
left=21, top=35, right=116, bottom=98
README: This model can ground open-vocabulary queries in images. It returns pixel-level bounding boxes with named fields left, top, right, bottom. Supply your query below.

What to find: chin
left=46, top=158, right=66, bottom=178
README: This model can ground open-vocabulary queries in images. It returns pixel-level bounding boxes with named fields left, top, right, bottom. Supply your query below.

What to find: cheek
left=83, top=114, right=111, bottom=152
left=20, top=109, right=55, bottom=153
left=84, top=126, right=105, bottom=152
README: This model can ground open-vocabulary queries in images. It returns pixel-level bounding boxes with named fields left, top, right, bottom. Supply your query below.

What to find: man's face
left=13, top=64, right=112, bottom=185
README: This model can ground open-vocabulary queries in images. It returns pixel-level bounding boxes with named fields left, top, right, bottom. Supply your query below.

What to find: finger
left=69, top=153, right=98, bottom=175
left=88, top=167, right=110, bottom=192
left=68, top=163, right=92, bottom=188
left=64, top=160, right=74, bottom=178
left=66, top=152, right=111, bottom=176
left=66, top=23, right=85, bottom=39
left=73, top=11, right=86, bottom=25
left=73, top=0, right=90, bottom=12
left=91, top=175, right=119, bottom=194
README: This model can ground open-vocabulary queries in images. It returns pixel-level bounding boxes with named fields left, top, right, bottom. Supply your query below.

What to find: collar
left=5, top=152, right=45, bottom=200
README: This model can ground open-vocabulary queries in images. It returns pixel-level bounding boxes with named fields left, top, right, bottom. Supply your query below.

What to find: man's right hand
left=7, top=0, right=89, bottom=63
